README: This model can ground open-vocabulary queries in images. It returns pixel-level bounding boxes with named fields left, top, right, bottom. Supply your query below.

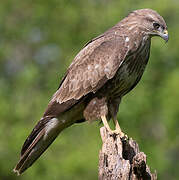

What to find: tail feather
left=20, top=117, right=51, bottom=156
left=13, top=117, right=62, bottom=175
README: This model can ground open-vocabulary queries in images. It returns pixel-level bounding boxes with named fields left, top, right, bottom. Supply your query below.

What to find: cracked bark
left=98, top=127, right=157, bottom=180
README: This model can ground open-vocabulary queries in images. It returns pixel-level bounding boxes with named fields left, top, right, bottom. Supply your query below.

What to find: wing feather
left=52, top=35, right=128, bottom=104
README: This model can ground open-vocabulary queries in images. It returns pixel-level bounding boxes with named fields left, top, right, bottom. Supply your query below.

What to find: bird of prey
left=14, top=9, right=168, bottom=175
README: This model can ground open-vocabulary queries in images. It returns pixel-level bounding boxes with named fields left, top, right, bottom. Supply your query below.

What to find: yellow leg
left=101, top=115, right=124, bottom=137
left=113, top=118, right=124, bottom=137
left=101, top=115, right=112, bottom=133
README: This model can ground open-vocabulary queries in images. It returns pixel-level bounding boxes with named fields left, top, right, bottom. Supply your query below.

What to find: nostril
left=163, top=30, right=168, bottom=35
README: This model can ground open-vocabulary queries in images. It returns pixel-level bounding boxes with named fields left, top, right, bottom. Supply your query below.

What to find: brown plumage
left=14, top=9, right=168, bottom=175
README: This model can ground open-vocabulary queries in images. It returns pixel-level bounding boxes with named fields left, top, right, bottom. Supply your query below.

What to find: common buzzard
left=14, top=9, right=168, bottom=175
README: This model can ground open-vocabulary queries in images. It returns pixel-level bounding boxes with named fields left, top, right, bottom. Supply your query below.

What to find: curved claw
left=108, top=129, right=126, bottom=138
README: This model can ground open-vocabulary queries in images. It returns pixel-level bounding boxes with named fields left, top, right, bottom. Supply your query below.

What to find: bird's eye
left=153, top=22, right=160, bottom=30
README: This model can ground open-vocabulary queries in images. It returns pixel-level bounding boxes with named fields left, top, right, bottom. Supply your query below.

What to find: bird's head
left=127, top=9, right=169, bottom=42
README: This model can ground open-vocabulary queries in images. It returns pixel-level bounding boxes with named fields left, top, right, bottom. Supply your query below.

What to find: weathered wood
left=98, top=127, right=157, bottom=180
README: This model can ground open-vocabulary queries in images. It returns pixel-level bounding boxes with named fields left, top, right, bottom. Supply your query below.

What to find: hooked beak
left=159, top=29, right=169, bottom=43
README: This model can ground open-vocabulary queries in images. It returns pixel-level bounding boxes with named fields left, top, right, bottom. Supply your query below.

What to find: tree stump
left=98, top=127, right=157, bottom=180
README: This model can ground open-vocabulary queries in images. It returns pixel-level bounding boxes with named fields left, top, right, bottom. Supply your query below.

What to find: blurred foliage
left=0, top=0, right=179, bottom=179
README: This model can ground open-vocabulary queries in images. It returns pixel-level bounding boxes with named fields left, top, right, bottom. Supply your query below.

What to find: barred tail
left=13, top=116, right=64, bottom=175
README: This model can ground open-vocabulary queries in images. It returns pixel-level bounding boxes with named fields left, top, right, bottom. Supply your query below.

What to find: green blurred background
left=0, top=0, right=179, bottom=179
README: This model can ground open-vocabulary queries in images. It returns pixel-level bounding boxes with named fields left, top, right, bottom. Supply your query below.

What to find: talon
left=108, top=129, right=125, bottom=137
left=121, top=134, right=128, bottom=141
